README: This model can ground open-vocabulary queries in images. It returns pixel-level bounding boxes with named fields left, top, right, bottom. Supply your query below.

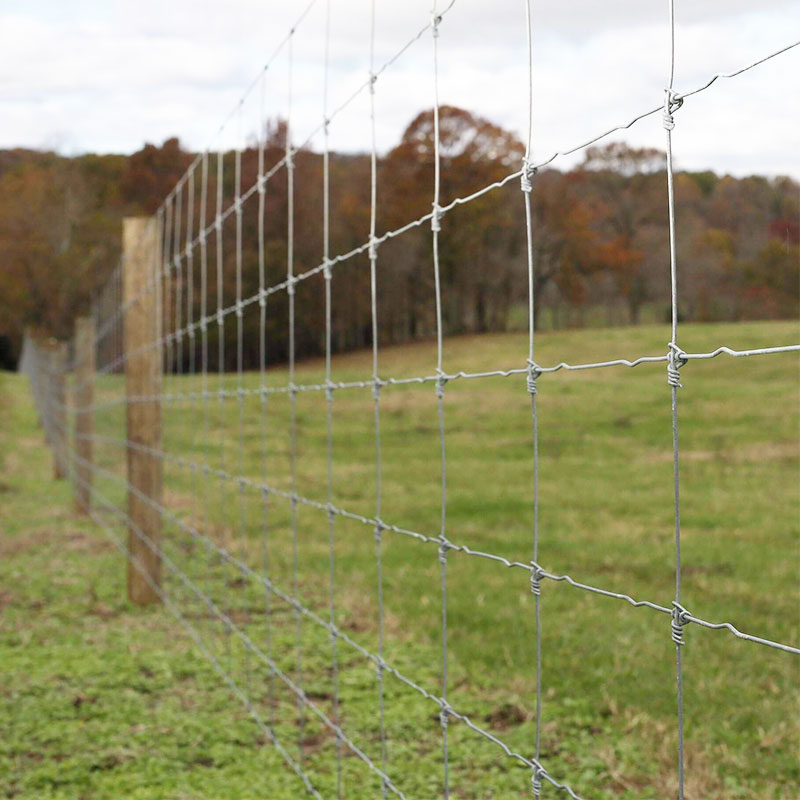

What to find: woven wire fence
left=21, top=0, right=800, bottom=797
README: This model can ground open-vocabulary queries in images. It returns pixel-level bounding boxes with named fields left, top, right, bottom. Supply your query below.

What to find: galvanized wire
left=20, top=3, right=800, bottom=798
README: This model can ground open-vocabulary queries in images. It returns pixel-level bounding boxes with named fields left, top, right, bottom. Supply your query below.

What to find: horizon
left=4, top=134, right=800, bottom=184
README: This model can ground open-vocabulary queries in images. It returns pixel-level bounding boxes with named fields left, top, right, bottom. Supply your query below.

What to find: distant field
left=2, top=320, right=799, bottom=799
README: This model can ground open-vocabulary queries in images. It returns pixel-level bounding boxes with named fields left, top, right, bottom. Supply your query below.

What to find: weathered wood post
left=123, top=217, right=163, bottom=604
left=51, top=341, right=68, bottom=479
left=74, top=317, right=95, bottom=513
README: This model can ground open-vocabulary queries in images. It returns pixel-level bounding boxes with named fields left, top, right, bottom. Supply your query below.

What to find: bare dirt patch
left=0, top=589, right=18, bottom=611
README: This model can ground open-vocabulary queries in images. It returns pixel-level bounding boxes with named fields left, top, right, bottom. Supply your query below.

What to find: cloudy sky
left=1, top=0, right=798, bottom=177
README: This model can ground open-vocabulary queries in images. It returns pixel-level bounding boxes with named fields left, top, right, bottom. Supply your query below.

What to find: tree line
left=1, top=106, right=797, bottom=370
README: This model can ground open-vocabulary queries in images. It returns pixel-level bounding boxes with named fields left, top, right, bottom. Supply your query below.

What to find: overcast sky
left=1, top=0, right=798, bottom=177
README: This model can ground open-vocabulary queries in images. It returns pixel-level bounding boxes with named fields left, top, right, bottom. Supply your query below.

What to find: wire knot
left=235, top=301, right=243, bottom=319
left=526, top=360, right=541, bottom=395
left=322, top=258, right=333, bottom=281
left=438, top=540, right=451, bottom=565
left=325, top=380, right=335, bottom=402
left=531, top=765, right=547, bottom=797
left=671, top=601, right=690, bottom=647
left=374, top=522, right=383, bottom=546
left=439, top=703, right=451, bottom=728
left=667, top=342, right=688, bottom=388
left=258, top=288, right=267, bottom=308
left=521, top=161, right=537, bottom=194
left=372, top=378, right=381, bottom=402
left=369, top=72, right=377, bottom=93
left=431, top=13, right=442, bottom=37
left=368, top=237, right=379, bottom=262
left=287, top=278, right=296, bottom=297
left=662, top=89, right=683, bottom=131
left=257, top=175, right=266, bottom=195
left=431, top=204, right=442, bottom=232
left=435, top=369, right=447, bottom=398
left=530, top=561, right=545, bottom=596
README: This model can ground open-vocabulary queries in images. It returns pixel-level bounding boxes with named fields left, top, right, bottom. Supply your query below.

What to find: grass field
left=2, top=320, right=799, bottom=799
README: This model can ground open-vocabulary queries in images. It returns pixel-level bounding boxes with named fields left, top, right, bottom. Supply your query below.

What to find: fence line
left=20, top=0, right=800, bottom=796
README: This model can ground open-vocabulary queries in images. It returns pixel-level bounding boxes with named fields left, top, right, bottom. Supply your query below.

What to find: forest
left=0, top=105, right=797, bottom=370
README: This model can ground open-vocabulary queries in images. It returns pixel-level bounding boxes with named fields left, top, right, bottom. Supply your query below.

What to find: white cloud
left=0, top=0, right=798, bottom=177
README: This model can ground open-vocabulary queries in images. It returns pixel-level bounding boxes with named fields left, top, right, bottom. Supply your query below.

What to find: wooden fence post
left=51, top=341, right=68, bottom=479
left=123, top=217, right=162, bottom=605
left=74, top=317, right=95, bottom=513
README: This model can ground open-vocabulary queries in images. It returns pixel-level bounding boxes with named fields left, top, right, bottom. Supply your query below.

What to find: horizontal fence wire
left=20, top=0, right=800, bottom=797
left=59, top=428, right=800, bottom=657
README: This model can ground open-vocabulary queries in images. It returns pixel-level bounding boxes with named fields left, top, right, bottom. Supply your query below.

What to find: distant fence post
left=51, top=341, right=68, bottom=479
left=123, top=217, right=162, bottom=605
left=41, top=340, right=55, bottom=447
left=74, top=317, right=95, bottom=513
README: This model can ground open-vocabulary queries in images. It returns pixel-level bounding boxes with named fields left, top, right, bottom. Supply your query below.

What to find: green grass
left=2, top=320, right=799, bottom=799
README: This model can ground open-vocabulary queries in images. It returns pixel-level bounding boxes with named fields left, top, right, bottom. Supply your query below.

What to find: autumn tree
left=381, top=106, right=525, bottom=337
left=1, top=123, right=797, bottom=369
left=121, top=138, right=194, bottom=214
left=0, top=155, right=123, bottom=353
left=578, top=143, right=665, bottom=323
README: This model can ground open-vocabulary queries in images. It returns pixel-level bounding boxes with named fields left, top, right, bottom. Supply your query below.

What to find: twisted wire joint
left=435, top=368, right=447, bottom=399
left=431, top=203, right=443, bottom=232
left=530, top=561, right=545, bottom=596
left=662, top=89, right=684, bottom=131
left=531, top=765, right=546, bottom=797
left=667, top=342, right=688, bottom=388
left=521, top=160, right=537, bottom=194
left=671, top=601, right=691, bottom=647
left=526, top=360, right=541, bottom=395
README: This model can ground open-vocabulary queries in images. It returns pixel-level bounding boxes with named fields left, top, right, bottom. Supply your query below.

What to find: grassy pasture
left=2, top=319, right=799, bottom=798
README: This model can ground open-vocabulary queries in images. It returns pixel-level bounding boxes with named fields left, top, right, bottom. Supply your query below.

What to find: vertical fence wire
left=429, top=4, right=452, bottom=797
left=662, top=1, right=687, bottom=797
left=285, top=27, right=306, bottom=763
left=520, top=0, right=546, bottom=794
left=321, top=0, right=343, bottom=794
left=367, top=0, right=389, bottom=794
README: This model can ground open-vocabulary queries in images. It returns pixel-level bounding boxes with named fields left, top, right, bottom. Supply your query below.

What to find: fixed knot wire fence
left=22, top=0, right=800, bottom=797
